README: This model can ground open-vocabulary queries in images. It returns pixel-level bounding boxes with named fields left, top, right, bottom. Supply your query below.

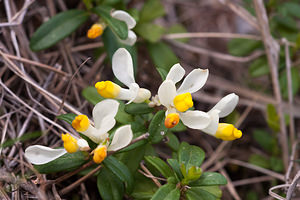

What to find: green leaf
left=118, top=145, right=146, bottom=174
left=228, top=38, right=262, bottom=56
left=102, top=27, right=138, bottom=72
left=186, top=186, right=222, bottom=200
left=131, top=172, right=158, bottom=199
left=178, top=142, right=205, bottom=170
left=82, top=86, right=104, bottom=105
left=156, top=67, right=168, bottom=80
left=273, top=15, right=298, bottom=32
left=145, top=156, right=174, bottom=178
left=135, top=23, right=165, bottom=42
left=184, top=166, right=202, bottom=183
left=151, top=183, right=176, bottom=200
left=148, top=110, right=168, bottom=144
left=148, top=42, right=179, bottom=71
left=139, top=0, right=165, bottom=22
left=115, top=102, right=134, bottom=124
left=189, top=172, right=227, bottom=186
left=0, top=131, right=42, bottom=148
left=266, top=104, right=280, bottom=132
left=170, top=121, right=187, bottom=132
left=270, top=156, right=284, bottom=172
left=118, top=139, right=148, bottom=153
left=34, top=151, right=88, bottom=173
left=282, top=3, right=300, bottom=18
left=56, top=113, right=76, bottom=125
left=165, top=132, right=180, bottom=151
left=164, top=188, right=180, bottom=200
left=97, top=167, right=124, bottom=200
left=279, top=67, right=300, bottom=99
left=93, top=6, right=128, bottom=40
left=249, top=154, right=270, bottom=169
left=252, top=129, right=277, bottom=154
left=103, top=156, right=134, bottom=194
left=30, top=10, right=89, bottom=51
left=167, top=159, right=184, bottom=181
left=249, top=57, right=270, bottom=77
left=125, top=103, right=154, bottom=114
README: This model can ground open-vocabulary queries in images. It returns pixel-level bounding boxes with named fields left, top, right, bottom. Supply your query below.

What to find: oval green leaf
left=145, top=156, right=174, bottom=178
left=30, top=10, right=89, bottom=51
left=148, top=110, right=168, bottom=144
left=125, top=103, right=154, bottom=114
left=97, top=167, right=124, bottom=200
left=34, top=151, right=88, bottom=174
left=178, top=142, right=205, bottom=170
left=103, top=156, right=134, bottom=194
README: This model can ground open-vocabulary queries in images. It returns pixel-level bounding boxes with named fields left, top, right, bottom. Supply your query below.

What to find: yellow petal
left=215, top=123, right=242, bottom=141
left=72, top=115, right=90, bottom=132
left=173, top=93, right=193, bottom=112
left=87, top=24, right=104, bottom=39
left=95, top=81, right=121, bottom=99
left=164, top=113, right=180, bottom=128
left=93, top=146, right=107, bottom=164
left=61, top=133, right=78, bottom=153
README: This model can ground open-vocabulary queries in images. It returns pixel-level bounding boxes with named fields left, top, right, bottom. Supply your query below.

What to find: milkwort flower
left=158, top=63, right=211, bottom=129
left=95, top=48, right=151, bottom=104
left=158, top=64, right=242, bottom=141
left=25, top=99, right=133, bottom=165
left=87, top=10, right=137, bottom=46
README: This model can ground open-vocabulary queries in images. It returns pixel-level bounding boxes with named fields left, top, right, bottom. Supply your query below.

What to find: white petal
left=209, top=93, right=239, bottom=118
left=201, top=110, right=220, bottom=136
left=93, top=99, right=119, bottom=132
left=24, top=145, right=67, bottom=165
left=77, top=139, right=89, bottom=148
left=108, top=125, right=133, bottom=151
left=119, top=30, right=137, bottom=46
left=166, top=63, right=185, bottom=84
left=111, top=10, right=136, bottom=29
left=180, top=110, right=211, bottom=129
left=177, top=69, right=209, bottom=94
left=158, top=80, right=177, bottom=107
left=127, top=83, right=140, bottom=104
left=117, top=87, right=135, bottom=101
left=133, top=88, right=151, bottom=103
left=112, top=48, right=135, bottom=87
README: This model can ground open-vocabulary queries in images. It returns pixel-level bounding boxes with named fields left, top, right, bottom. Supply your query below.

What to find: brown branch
left=165, top=38, right=264, bottom=62
left=253, top=0, right=289, bottom=170
left=283, top=38, right=296, bottom=144
left=164, top=32, right=262, bottom=40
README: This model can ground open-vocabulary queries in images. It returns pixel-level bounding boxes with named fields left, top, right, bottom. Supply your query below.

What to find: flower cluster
left=95, top=48, right=242, bottom=141
left=25, top=99, right=133, bottom=165
left=25, top=47, right=242, bottom=167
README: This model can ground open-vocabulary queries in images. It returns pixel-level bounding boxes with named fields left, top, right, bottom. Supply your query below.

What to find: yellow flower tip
left=173, top=93, right=194, bottom=112
left=61, top=133, right=78, bottom=153
left=93, top=146, right=107, bottom=164
left=215, top=123, right=242, bottom=141
left=72, top=115, right=90, bottom=132
left=95, top=81, right=121, bottom=99
left=87, top=24, right=104, bottom=39
left=164, top=113, right=180, bottom=128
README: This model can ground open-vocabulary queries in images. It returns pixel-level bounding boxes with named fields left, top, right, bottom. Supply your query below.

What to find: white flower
left=95, top=48, right=151, bottom=104
left=158, top=63, right=211, bottom=129
left=24, top=99, right=133, bottom=165
left=201, top=93, right=242, bottom=140
left=111, top=10, right=137, bottom=46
